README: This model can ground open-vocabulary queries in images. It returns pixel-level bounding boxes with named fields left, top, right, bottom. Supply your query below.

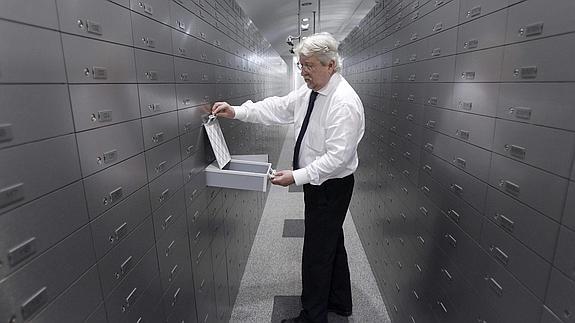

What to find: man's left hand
left=271, top=170, right=295, bottom=187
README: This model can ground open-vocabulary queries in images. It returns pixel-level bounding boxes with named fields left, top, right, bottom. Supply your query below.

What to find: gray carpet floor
left=229, top=125, right=390, bottom=323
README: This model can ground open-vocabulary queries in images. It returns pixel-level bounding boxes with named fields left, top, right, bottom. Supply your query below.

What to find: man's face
left=299, top=54, right=335, bottom=91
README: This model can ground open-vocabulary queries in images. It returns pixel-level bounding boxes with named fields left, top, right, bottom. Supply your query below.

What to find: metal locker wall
left=342, top=0, right=575, bottom=321
left=0, top=0, right=289, bottom=321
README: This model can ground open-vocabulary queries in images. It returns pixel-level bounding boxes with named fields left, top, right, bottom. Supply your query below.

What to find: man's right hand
left=212, top=102, right=235, bottom=119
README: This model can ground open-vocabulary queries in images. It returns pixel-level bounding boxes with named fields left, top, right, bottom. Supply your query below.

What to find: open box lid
left=203, top=115, right=231, bottom=169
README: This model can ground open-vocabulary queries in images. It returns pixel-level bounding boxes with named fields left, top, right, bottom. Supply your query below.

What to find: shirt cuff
left=233, top=105, right=247, bottom=121
left=292, top=168, right=310, bottom=186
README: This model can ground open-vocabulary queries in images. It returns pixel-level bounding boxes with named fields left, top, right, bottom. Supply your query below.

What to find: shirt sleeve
left=295, top=101, right=363, bottom=186
left=233, top=90, right=298, bottom=125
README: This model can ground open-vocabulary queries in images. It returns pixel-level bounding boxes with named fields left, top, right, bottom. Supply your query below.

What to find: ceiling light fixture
left=301, top=17, right=310, bottom=31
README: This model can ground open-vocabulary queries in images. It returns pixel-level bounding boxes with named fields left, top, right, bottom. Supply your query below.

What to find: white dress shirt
left=233, top=73, right=365, bottom=186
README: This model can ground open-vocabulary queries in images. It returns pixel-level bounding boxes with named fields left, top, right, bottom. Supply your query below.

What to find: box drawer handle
left=494, top=213, right=515, bottom=233
left=437, top=301, right=448, bottom=313
left=193, top=230, right=202, bottom=242
left=77, top=19, right=102, bottom=35
left=8, top=237, right=37, bottom=267
left=139, top=2, right=154, bottom=15
left=159, top=188, right=170, bottom=203
left=169, top=264, right=179, bottom=282
left=456, top=129, right=470, bottom=140
left=464, top=38, right=479, bottom=50
left=458, top=101, right=473, bottom=111
left=196, top=249, right=204, bottom=264
left=519, top=22, right=544, bottom=37
left=115, top=255, right=133, bottom=279
left=453, top=157, right=466, bottom=169
left=0, top=123, right=14, bottom=143
left=188, top=210, right=201, bottom=224
left=92, top=110, right=113, bottom=124
left=165, top=240, right=176, bottom=257
left=499, top=180, right=520, bottom=195
left=162, top=214, right=173, bottom=230
left=400, top=213, right=407, bottom=222
left=171, top=287, right=181, bottom=307
left=155, top=160, right=167, bottom=173
left=466, top=5, right=482, bottom=18
left=103, top=186, right=123, bottom=206
left=141, top=37, right=155, bottom=48
left=420, top=186, right=430, bottom=195
left=429, top=73, right=440, bottom=81
left=110, top=222, right=128, bottom=244
left=148, top=103, right=160, bottom=112
left=122, top=287, right=137, bottom=312
left=152, top=131, right=164, bottom=143
left=441, top=268, right=453, bottom=281
left=415, top=264, right=423, bottom=273
left=444, top=234, right=457, bottom=247
left=144, top=70, right=158, bottom=81
left=486, top=277, right=503, bottom=297
left=450, top=183, right=464, bottom=195
left=417, top=236, right=425, bottom=246
left=505, top=144, right=526, bottom=159
left=433, top=22, right=443, bottom=32
left=461, top=71, right=476, bottom=80
left=490, top=245, right=509, bottom=265
left=508, top=107, right=532, bottom=120
left=21, top=286, right=48, bottom=320
left=413, top=290, right=420, bottom=300
left=514, top=66, right=538, bottom=79
left=419, top=207, right=428, bottom=216
left=447, top=209, right=460, bottom=223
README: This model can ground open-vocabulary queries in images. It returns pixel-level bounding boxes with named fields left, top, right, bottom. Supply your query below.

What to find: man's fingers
left=212, top=102, right=225, bottom=114
left=211, top=102, right=233, bottom=118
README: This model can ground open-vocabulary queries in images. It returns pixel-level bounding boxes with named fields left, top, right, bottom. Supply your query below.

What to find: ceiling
left=236, top=0, right=377, bottom=62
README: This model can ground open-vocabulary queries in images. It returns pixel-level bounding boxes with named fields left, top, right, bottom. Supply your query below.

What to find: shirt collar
left=316, top=73, right=342, bottom=97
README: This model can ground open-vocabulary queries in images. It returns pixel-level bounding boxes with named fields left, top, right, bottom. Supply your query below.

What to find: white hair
left=294, top=32, right=342, bottom=72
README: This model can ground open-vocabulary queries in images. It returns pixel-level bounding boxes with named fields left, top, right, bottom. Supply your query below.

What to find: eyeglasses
left=296, top=62, right=315, bottom=72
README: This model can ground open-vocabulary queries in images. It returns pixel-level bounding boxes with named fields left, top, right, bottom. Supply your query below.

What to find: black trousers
left=301, top=174, right=354, bottom=323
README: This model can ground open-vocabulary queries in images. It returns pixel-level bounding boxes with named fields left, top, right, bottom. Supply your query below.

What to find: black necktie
left=293, top=91, right=319, bottom=170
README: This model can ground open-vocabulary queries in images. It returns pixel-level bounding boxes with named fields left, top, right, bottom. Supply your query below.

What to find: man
left=211, top=32, right=365, bottom=323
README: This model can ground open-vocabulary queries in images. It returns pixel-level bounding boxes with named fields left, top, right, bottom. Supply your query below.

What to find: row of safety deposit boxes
left=0, top=0, right=289, bottom=322
left=342, top=0, right=575, bottom=322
